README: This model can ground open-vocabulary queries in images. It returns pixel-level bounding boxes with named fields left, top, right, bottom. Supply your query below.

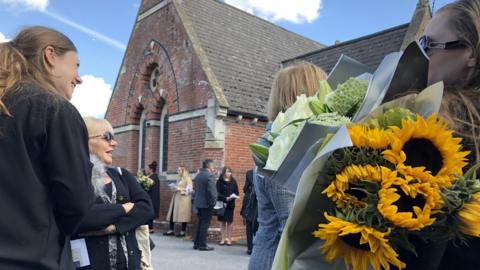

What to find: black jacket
left=193, top=169, right=217, bottom=209
left=217, top=177, right=239, bottom=209
left=240, top=170, right=258, bottom=221
left=0, top=86, right=94, bottom=270
left=73, top=167, right=154, bottom=270
left=147, top=173, right=160, bottom=219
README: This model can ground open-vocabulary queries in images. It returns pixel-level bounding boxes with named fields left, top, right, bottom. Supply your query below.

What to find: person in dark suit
left=240, top=169, right=258, bottom=255
left=0, top=26, right=94, bottom=270
left=72, top=117, right=154, bottom=270
left=193, top=159, right=217, bottom=251
left=146, top=161, right=160, bottom=232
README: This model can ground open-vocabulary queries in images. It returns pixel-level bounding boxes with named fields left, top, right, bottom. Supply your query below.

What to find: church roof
left=174, top=0, right=325, bottom=118
left=283, top=24, right=410, bottom=73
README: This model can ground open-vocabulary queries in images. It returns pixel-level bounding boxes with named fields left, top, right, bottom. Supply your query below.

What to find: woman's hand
left=122, top=202, right=134, bottom=214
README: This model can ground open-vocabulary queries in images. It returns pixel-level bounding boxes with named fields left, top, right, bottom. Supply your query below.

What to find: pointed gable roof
left=173, top=0, right=324, bottom=117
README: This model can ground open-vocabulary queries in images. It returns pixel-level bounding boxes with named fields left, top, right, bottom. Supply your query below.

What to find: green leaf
left=249, top=143, right=269, bottom=162
left=309, top=99, right=326, bottom=115
left=317, top=80, right=332, bottom=103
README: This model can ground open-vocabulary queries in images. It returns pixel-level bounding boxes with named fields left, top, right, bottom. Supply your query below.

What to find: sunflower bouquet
left=137, top=175, right=155, bottom=191
left=272, top=82, right=480, bottom=270
left=314, top=106, right=480, bottom=270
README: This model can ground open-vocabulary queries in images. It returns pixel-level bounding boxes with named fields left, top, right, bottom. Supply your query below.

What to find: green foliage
left=325, top=77, right=369, bottom=116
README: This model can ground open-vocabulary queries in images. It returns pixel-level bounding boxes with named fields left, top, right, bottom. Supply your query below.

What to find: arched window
left=159, top=106, right=168, bottom=173
left=138, top=111, right=147, bottom=171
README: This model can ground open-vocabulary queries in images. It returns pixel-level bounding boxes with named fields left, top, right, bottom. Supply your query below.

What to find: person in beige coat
left=164, top=167, right=193, bottom=237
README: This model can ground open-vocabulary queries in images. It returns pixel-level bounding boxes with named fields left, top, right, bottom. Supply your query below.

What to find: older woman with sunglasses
left=71, top=117, right=153, bottom=270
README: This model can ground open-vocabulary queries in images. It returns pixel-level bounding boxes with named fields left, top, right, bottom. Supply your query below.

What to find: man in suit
left=193, top=159, right=217, bottom=251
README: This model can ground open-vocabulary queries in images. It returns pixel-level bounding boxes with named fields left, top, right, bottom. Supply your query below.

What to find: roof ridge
left=283, top=23, right=410, bottom=63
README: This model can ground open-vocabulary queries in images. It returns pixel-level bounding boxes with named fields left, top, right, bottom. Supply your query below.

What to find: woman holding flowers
left=310, top=1, right=480, bottom=269
left=420, top=0, right=480, bottom=269
left=249, top=62, right=327, bottom=270
left=165, top=166, right=193, bottom=237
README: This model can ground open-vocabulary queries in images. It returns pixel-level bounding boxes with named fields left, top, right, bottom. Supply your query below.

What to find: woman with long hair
left=72, top=117, right=153, bottom=270
left=0, top=26, right=93, bottom=270
left=418, top=1, right=480, bottom=269
left=165, top=166, right=194, bottom=237
left=216, top=166, right=239, bottom=246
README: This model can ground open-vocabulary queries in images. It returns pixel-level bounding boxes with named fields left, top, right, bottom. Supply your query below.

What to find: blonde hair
left=438, top=0, right=480, bottom=88
left=83, top=117, right=114, bottom=137
left=0, top=26, right=77, bottom=116
left=178, top=166, right=193, bottom=186
left=267, top=62, right=327, bottom=120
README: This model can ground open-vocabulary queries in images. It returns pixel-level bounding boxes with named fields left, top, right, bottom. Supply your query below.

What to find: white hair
left=90, top=154, right=108, bottom=197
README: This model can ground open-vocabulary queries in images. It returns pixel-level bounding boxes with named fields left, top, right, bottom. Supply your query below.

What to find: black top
left=240, top=170, right=258, bottom=221
left=147, top=173, right=160, bottom=219
left=0, top=85, right=94, bottom=270
left=217, top=177, right=239, bottom=209
left=73, top=167, right=154, bottom=270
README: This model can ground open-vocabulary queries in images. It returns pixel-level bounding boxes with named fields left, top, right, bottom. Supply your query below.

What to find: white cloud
left=0, top=0, right=48, bottom=11
left=224, top=0, right=322, bottom=24
left=0, top=32, right=10, bottom=42
left=71, top=75, right=112, bottom=118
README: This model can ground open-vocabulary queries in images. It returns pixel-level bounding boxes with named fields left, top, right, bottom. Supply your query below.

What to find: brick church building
left=106, top=0, right=431, bottom=239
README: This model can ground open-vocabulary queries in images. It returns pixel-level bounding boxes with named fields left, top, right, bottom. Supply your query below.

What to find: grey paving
left=150, top=234, right=250, bottom=270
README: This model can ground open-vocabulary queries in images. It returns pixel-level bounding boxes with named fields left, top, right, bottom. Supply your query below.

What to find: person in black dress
left=216, top=166, right=240, bottom=246
left=146, top=161, right=160, bottom=232
left=72, top=117, right=153, bottom=270
left=0, top=26, right=94, bottom=270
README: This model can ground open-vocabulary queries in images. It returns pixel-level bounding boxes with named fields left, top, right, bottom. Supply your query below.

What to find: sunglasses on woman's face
left=418, top=35, right=467, bottom=56
left=89, top=131, right=115, bottom=142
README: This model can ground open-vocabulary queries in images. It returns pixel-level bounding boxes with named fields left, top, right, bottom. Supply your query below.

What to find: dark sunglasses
left=418, top=35, right=468, bottom=55
left=89, top=131, right=115, bottom=142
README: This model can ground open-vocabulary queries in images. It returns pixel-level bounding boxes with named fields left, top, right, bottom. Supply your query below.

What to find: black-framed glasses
left=89, top=131, right=115, bottom=142
left=418, top=35, right=468, bottom=55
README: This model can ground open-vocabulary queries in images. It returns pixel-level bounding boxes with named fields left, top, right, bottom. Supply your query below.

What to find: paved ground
left=150, top=233, right=250, bottom=270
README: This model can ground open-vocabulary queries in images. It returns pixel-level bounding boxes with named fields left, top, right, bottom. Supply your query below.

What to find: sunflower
left=382, top=114, right=469, bottom=188
left=323, top=165, right=400, bottom=209
left=313, top=213, right=406, bottom=270
left=377, top=177, right=441, bottom=230
left=458, top=192, right=480, bottom=237
left=348, top=124, right=392, bottom=149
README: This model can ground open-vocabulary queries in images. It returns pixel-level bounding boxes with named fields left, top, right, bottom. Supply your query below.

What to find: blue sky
left=0, top=0, right=453, bottom=117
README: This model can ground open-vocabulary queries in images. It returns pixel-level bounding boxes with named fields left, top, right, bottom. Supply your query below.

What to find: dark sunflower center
left=393, top=189, right=426, bottom=215
left=340, top=233, right=371, bottom=251
left=345, top=182, right=367, bottom=201
left=403, top=138, right=443, bottom=175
